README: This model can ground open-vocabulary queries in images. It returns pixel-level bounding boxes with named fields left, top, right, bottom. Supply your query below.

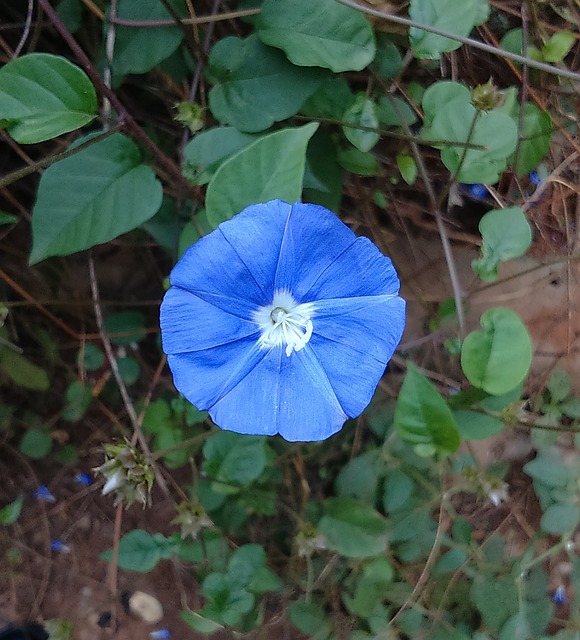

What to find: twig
left=13, top=0, right=34, bottom=57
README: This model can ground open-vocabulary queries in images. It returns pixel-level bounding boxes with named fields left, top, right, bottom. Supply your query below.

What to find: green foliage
left=3, top=2, right=573, bottom=638
left=394, top=363, right=460, bottom=455
left=206, top=35, right=326, bottom=133
left=461, top=308, right=532, bottom=395
left=472, top=207, right=532, bottom=281
left=409, top=0, right=479, bottom=59
left=0, top=53, right=97, bottom=143
left=318, top=497, right=388, bottom=558
left=205, top=123, right=318, bottom=226
left=30, top=133, right=163, bottom=263
left=257, top=0, right=376, bottom=72
left=0, top=495, right=24, bottom=525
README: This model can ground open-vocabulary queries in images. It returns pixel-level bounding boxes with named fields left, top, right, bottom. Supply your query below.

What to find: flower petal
left=167, top=339, right=267, bottom=410
left=210, top=346, right=348, bottom=441
left=160, top=287, right=260, bottom=355
left=309, top=295, right=406, bottom=416
left=305, top=236, right=401, bottom=301
left=274, top=202, right=359, bottom=299
left=169, top=201, right=292, bottom=308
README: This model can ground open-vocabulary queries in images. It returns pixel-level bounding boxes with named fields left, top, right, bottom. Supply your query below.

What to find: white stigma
left=254, top=290, right=314, bottom=357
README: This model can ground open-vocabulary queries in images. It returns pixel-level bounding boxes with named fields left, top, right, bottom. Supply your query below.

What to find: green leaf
left=303, top=129, right=343, bottom=212
left=343, top=94, right=380, bottom=152
left=461, top=308, right=532, bottom=395
left=201, top=573, right=255, bottom=626
left=0, top=495, right=24, bottom=525
left=101, top=530, right=174, bottom=571
left=111, top=0, right=185, bottom=75
left=207, top=35, right=326, bottom=133
left=205, top=122, right=318, bottom=227
left=202, top=432, right=267, bottom=486
left=300, top=77, right=354, bottom=121
left=104, top=310, right=147, bottom=345
left=289, top=600, right=332, bottom=636
left=0, top=53, right=97, bottom=143
left=422, top=81, right=471, bottom=127
left=472, top=207, right=532, bottom=281
left=258, top=0, right=375, bottom=72
left=30, top=133, right=163, bottom=263
left=541, top=30, right=575, bottom=63
left=116, top=355, right=140, bottom=386
left=318, top=497, right=389, bottom=558
left=546, top=369, right=570, bottom=404
left=0, top=344, right=50, bottom=391
left=560, top=397, right=580, bottom=419
left=337, top=147, right=379, bottom=176
left=182, top=127, right=258, bottom=185
left=396, top=153, right=418, bottom=185
left=377, top=96, right=418, bottom=128
left=62, top=381, right=92, bottom=422
left=19, top=428, right=53, bottom=459
left=428, top=100, right=518, bottom=183
left=335, top=449, right=384, bottom=502
left=409, top=0, right=479, bottom=59
left=383, top=469, right=414, bottom=513
left=81, top=344, right=104, bottom=371
left=394, top=363, right=460, bottom=455
left=453, top=410, right=505, bottom=440
left=524, top=450, right=572, bottom=487
left=511, top=103, right=553, bottom=178
left=0, top=212, right=18, bottom=225
left=371, top=34, right=403, bottom=80
left=180, top=609, right=223, bottom=634
left=471, top=574, right=519, bottom=633
left=499, top=613, right=531, bottom=640
left=540, top=504, right=580, bottom=534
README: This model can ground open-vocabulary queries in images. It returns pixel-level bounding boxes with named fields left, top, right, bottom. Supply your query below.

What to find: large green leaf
left=258, top=0, right=375, bottom=72
left=409, top=0, right=479, bottom=59
left=461, top=308, right=532, bottom=395
left=207, top=35, right=326, bottom=133
left=205, top=123, right=318, bottom=227
left=394, top=363, right=460, bottom=455
left=472, top=207, right=532, bottom=281
left=318, top=496, right=389, bottom=558
left=30, top=133, right=163, bottom=263
left=0, top=53, right=97, bottom=143
left=111, top=0, right=185, bottom=76
left=428, top=100, right=518, bottom=184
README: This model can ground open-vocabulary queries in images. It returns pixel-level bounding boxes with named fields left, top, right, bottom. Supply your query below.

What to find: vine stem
left=335, top=0, right=580, bottom=82
left=36, top=0, right=200, bottom=199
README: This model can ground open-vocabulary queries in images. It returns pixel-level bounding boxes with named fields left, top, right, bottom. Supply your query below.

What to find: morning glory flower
left=160, top=200, right=405, bottom=442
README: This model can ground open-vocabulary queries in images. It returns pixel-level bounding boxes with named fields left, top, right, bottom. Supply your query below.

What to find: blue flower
left=160, top=200, right=405, bottom=441
left=34, top=484, right=56, bottom=503
left=461, top=183, right=489, bottom=200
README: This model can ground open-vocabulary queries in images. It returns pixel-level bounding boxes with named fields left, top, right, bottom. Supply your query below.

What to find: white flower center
left=254, top=290, right=314, bottom=357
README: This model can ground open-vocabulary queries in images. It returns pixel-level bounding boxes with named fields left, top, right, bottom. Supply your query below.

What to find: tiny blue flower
left=149, top=630, right=171, bottom=640
left=529, top=169, right=541, bottom=186
left=74, top=472, right=92, bottom=487
left=160, top=200, right=405, bottom=442
left=552, top=584, right=566, bottom=605
left=462, top=183, right=489, bottom=200
left=34, top=484, right=56, bottom=503
left=50, top=539, right=71, bottom=554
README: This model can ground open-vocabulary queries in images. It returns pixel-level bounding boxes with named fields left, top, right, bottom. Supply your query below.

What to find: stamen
left=254, top=290, right=315, bottom=356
